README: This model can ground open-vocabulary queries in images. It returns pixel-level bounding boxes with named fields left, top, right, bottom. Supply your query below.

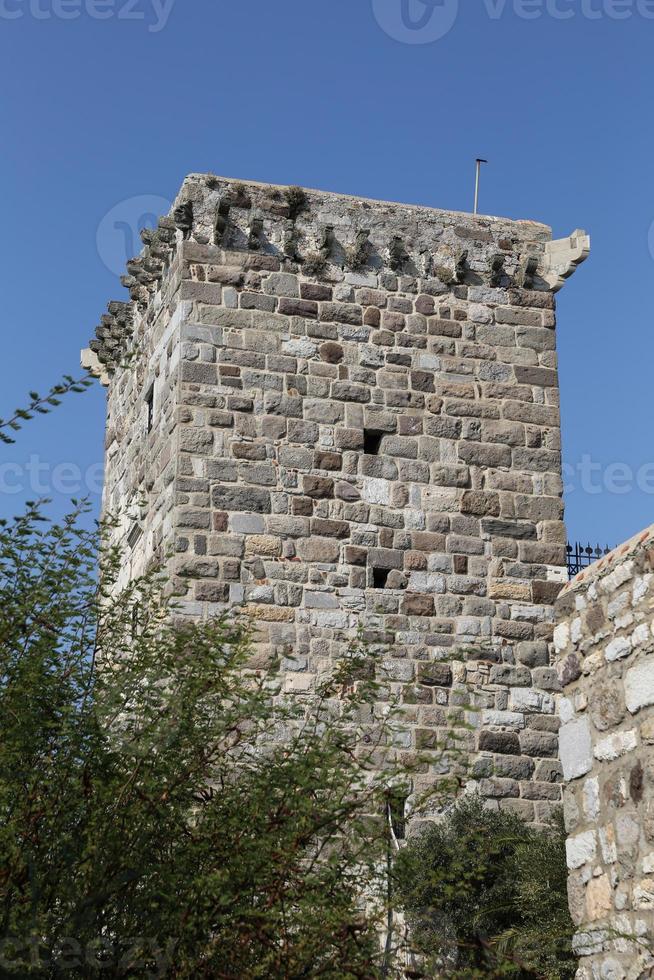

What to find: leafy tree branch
left=0, top=374, right=94, bottom=445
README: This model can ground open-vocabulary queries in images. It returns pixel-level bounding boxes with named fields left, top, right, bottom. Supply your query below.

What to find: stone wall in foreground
left=555, top=528, right=654, bottom=978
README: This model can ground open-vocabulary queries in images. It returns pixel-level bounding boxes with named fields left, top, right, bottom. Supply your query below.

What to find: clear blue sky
left=0, top=0, right=650, bottom=549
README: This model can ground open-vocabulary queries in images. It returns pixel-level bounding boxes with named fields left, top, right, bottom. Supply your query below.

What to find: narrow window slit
left=373, top=567, right=390, bottom=590
left=363, top=429, right=384, bottom=455
left=127, top=523, right=143, bottom=551
left=145, top=384, right=155, bottom=433
left=387, top=790, right=408, bottom=841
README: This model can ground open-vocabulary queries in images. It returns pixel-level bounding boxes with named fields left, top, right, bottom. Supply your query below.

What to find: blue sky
left=0, top=0, right=651, bottom=549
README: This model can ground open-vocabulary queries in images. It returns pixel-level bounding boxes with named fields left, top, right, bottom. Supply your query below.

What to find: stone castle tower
left=84, top=175, right=589, bottom=820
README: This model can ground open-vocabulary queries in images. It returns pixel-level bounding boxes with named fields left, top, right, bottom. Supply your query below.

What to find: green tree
left=0, top=375, right=497, bottom=978
left=394, top=795, right=576, bottom=979
left=0, top=502, right=430, bottom=978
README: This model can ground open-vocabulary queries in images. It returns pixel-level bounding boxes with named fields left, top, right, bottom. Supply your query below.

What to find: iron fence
left=566, top=542, right=613, bottom=579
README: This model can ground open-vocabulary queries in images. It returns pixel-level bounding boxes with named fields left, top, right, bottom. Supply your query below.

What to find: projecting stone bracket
left=81, top=347, right=110, bottom=387
left=542, top=229, right=591, bottom=292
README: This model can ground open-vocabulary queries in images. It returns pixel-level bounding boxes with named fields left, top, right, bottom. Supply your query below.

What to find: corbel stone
left=283, top=220, right=301, bottom=262
left=421, top=250, right=434, bottom=278
left=156, top=216, right=177, bottom=243
left=214, top=198, right=231, bottom=245
left=81, top=347, right=110, bottom=386
left=542, top=229, right=590, bottom=292
left=454, top=249, right=468, bottom=284
left=516, top=254, right=539, bottom=289
left=489, top=254, right=505, bottom=287
left=320, top=224, right=336, bottom=260
left=173, top=201, right=194, bottom=241
left=347, top=229, right=370, bottom=270
left=389, top=236, right=407, bottom=272
left=248, top=217, right=265, bottom=251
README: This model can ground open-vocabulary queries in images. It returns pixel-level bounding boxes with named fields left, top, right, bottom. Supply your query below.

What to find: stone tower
left=84, top=175, right=589, bottom=821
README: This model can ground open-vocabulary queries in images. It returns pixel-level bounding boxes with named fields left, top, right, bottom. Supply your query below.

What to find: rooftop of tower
left=180, top=173, right=554, bottom=234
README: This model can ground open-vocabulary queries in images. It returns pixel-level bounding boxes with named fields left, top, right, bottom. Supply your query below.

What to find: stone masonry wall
left=85, top=174, right=590, bottom=822
left=555, top=528, right=654, bottom=978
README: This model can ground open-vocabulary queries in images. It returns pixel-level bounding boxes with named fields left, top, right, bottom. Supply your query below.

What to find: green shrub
left=285, top=185, right=308, bottom=221
left=302, top=250, right=328, bottom=278
left=394, top=795, right=576, bottom=979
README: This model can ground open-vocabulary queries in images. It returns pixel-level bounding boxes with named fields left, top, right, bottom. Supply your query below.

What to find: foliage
left=302, top=251, right=328, bottom=278
left=284, top=185, right=309, bottom=221
left=0, top=374, right=93, bottom=444
left=0, top=503, right=430, bottom=978
left=394, top=795, right=576, bottom=979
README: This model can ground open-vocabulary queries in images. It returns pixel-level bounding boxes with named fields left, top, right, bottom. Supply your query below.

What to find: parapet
left=82, top=174, right=589, bottom=382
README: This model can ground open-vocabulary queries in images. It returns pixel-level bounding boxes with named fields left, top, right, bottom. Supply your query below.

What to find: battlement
left=83, top=174, right=588, bottom=383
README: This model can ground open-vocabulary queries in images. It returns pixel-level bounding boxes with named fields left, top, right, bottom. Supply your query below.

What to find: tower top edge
left=180, top=172, right=554, bottom=239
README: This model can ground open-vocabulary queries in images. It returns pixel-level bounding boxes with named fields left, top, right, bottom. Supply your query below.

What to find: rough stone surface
left=554, top=525, right=654, bottom=977
left=90, top=174, right=588, bottom=821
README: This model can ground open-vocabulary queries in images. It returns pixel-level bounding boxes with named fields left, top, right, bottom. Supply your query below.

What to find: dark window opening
left=373, top=567, right=390, bottom=589
left=363, top=429, right=384, bottom=455
left=387, top=791, right=408, bottom=841
left=127, top=523, right=143, bottom=551
left=145, top=384, right=155, bottom=433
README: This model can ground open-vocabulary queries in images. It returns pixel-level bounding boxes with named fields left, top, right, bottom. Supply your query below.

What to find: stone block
left=401, top=594, right=434, bottom=617
left=519, top=729, right=558, bottom=758
left=245, top=535, right=282, bottom=558
left=320, top=303, right=363, bottom=325
left=492, top=754, right=535, bottom=780
left=594, top=730, right=638, bottom=761
left=461, top=491, right=501, bottom=517
left=231, top=514, right=265, bottom=534
left=179, top=428, right=214, bottom=454
left=302, top=475, right=334, bottom=499
left=369, top=548, right=403, bottom=570
left=625, top=661, right=654, bottom=713
left=417, top=663, right=452, bottom=687
left=301, top=282, right=332, bottom=301
left=212, top=486, right=271, bottom=513
left=481, top=519, right=536, bottom=541
left=559, top=717, right=593, bottom=780
left=566, top=830, right=597, bottom=870
left=278, top=297, right=318, bottom=318
left=509, top=688, right=555, bottom=714
left=296, top=537, right=340, bottom=563
left=458, top=442, right=512, bottom=469
left=478, top=730, right=521, bottom=755
left=314, top=450, right=343, bottom=471
left=331, top=382, right=371, bottom=403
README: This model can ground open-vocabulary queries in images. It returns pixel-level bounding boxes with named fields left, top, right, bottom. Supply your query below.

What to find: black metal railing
left=566, top=542, right=613, bottom=579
